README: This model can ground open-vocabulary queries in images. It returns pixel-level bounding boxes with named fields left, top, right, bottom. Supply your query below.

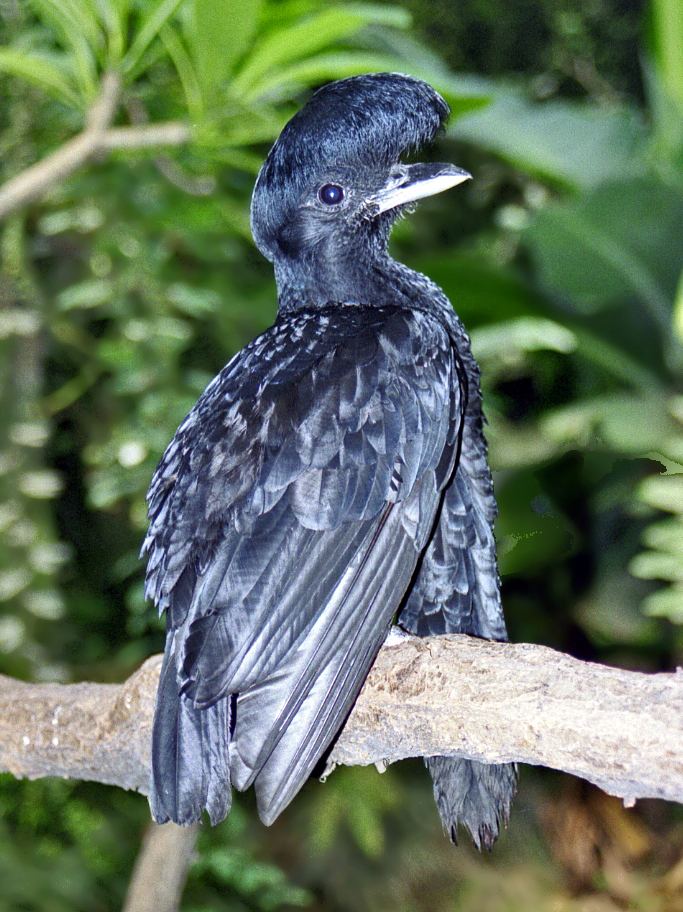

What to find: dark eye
left=318, top=184, right=344, bottom=206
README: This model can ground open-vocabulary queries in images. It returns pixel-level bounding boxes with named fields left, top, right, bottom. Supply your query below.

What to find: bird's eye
left=318, top=184, right=344, bottom=206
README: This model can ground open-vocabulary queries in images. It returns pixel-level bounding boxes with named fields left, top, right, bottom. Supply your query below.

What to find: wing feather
left=250, top=498, right=428, bottom=822
left=397, top=338, right=515, bottom=848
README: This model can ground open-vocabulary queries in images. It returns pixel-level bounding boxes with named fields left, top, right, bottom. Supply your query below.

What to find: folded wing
left=144, top=305, right=464, bottom=825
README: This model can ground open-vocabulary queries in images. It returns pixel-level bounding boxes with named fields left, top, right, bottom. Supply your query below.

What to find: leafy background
left=1, top=0, right=682, bottom=909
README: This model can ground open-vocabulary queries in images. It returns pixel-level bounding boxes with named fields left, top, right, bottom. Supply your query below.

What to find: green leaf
left=638, top=474, right=683, bottom=512
left=56, top=279, right=114, bottom=311
left=634, top=478, right=683, bottom=623
left=166, top=282, right=221, bottom=317
left=674, top=269, right=683, bottom=345
left=28, top=0, right=98, bottom=97
left=470, top=317, right=577, bottom=364
left=65, top=0, right=101, bottom=37
left=243, top=51, right=413, bottom=101
left=643, top=584, right=683, bottom=622
left=411, top=252, right=546, bottom=325
left=630, top=550, right=683, bottom=581
left=346, top=800, right=385, bottom=857
left=159, top=25, right=203, bottom=120
left=525, top=178, right=683, bottom=327
left=31, top=0, right=101, bottom=53
left=570, top=328, right=663, bottom=390
left=203, top=103, right=286, bottom=146
left=189, top=0, right=261, bottom=94
left=642, top=517, right=683, bottom=554
left=122, top=0, right=185, bottom=75
left=496, top=472, right=576, bottom=575
left=92, top=0, right=128, bottom=63
left=540, top=395, right=679, bottom=456
left=352, top=29, right=491, bottom=118
left=642, top=59, right=683, bottom=167
left=336, top=2, right=411, bottom=29
left=233, top=5, right=410, bottom=93
left=0, top=49, right=79, bottom=107
left=651, top=0, right=683, bottom=110
left=454, top=89, right=647, bottom=190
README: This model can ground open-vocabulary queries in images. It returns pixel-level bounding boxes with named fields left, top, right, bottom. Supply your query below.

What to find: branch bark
left=122, top=822, right=198, bottom=912
left=1, top=635, right=682, bottom=807
left=0, top=72, right=191, bottom=221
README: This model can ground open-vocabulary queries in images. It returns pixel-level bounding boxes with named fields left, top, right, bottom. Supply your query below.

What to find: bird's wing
left=398, top=408, right=506, bottom=640
left=144, top=304, right=464, bottom=825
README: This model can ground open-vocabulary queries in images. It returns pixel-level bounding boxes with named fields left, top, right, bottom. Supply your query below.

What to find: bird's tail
left=149, top=642, right=232, bottom=826
left=397, top=462, right=517, bottom=848
left=425, top=755, right=516, bottom=850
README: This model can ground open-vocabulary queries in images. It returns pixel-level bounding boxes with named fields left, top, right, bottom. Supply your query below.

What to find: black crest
left=260, top=73, right=449, bottom=186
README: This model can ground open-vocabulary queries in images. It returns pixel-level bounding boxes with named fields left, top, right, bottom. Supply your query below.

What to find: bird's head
left=250, top=73, right=470, bottom=307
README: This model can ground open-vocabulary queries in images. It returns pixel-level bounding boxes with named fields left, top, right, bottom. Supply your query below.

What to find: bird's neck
left=274, top=243, right=438, bottom=314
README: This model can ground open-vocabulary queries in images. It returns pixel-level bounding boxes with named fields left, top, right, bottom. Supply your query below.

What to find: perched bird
left=143, top=72, right=516, bottom=849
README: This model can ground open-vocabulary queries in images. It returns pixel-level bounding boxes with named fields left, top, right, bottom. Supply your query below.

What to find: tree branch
left=98, top=123, right=191, bottom=152
left=1, top=635, right=682, bottom=807
left=122, top=822, right=198, bottom=912
left=0, top=72, right=191, bottom=221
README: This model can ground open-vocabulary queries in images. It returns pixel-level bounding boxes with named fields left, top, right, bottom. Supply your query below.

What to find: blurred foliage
left=1, top=0, right=682, bottom=909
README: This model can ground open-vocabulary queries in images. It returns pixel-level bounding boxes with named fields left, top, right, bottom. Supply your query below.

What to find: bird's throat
left=274, top=241, right=412, bottom=314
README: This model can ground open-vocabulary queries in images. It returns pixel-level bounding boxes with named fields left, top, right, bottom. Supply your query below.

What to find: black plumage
left=144, top=72, right=516, bottom=848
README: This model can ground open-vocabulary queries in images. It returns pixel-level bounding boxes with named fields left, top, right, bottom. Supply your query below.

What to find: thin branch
left=124, top=96, right=212, bottom=195
left=1, top=635, right=682, bottom=807
left=98, top=123, right=191, bottom=151
left=85, top=71, right=121, bottom=132
left=0, top=72, right=191, bottom=221
left=122, top=822, right=199, bottom=912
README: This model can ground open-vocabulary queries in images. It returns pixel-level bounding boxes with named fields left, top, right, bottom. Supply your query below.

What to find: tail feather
left=399, top=462, right=517, bottom=848
left=426, top=756, right=517, bottom=850
left=150, top=640, right=232, bottom=825
left=202, top=696, right=232, bottom=825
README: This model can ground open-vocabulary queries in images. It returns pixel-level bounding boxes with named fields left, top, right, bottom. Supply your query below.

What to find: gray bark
left=122, top=822, right=199, bottom=912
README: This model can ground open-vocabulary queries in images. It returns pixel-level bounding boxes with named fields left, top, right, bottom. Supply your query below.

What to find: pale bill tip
left=376, top=170, right=471, bottom=214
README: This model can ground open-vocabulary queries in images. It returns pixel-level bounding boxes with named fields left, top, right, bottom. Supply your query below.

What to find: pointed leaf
left=123, top=0, right=185, bottom=75
left=525, top=178, right=683, bottom=326
left=244, top=51, right=411, bottom=101
left=470, top=317, right=577, bottom=362
left=234, top=5, right=410, bottom=92
left=355, top=29, right=491, bottom=118
left=454, top=89, right=647, bottom=190
left=651, top=0, right=683, bottom=110
left=159, top=25, right=203, bottom=120
left=642, top=517, right=683, bottom=554
left=190, top=0, right=261, bottom=93
left=28, top=0, right=97, bottom=96
left=54, top=0, right=101, bottom=50
left=0, top=49, right=80, bottom=107
left=674, top=269, right=683, bottom=345
left=630, top=551, right=683, bottom=582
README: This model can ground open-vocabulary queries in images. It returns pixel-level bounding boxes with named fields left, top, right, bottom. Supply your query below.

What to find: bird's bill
left=369, top=162, right=471, bottom=214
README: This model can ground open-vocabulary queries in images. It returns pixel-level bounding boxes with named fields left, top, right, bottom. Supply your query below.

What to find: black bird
left=144, top=72, right=516, bottom=849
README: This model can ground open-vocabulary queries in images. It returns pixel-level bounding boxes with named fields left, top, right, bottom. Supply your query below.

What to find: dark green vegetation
left=0, top=0, right=682, bottom=908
